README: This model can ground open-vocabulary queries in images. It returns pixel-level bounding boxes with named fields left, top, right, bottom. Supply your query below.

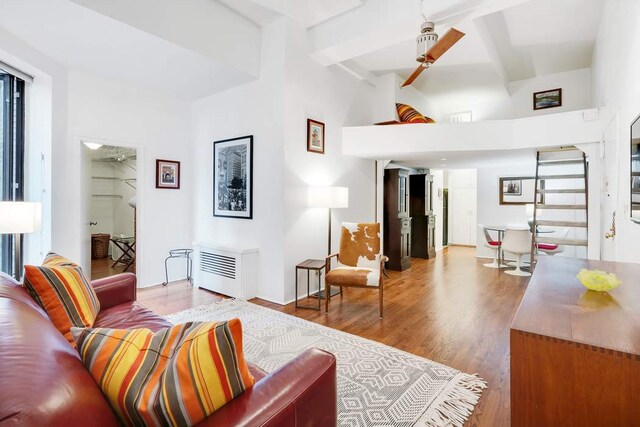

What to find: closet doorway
left=86, top=144, right=137, bottom=280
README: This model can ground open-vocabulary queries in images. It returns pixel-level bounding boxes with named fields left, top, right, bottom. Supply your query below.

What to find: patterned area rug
left=165, top=299, right=486, bottom=427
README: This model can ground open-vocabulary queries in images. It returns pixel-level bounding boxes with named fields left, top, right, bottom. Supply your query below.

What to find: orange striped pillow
left=396, top=103, right=435, bottom=123
left=23, top=264, right=100, bottom=345
left=72, top=320, right=254, bottom=427
left=42, top=251, right=78, bottom=267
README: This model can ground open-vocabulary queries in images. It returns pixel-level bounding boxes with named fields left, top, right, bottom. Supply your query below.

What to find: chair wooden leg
left=325, top=282, right=330, bottom=313
left=379, top=283, right=383, bottom=319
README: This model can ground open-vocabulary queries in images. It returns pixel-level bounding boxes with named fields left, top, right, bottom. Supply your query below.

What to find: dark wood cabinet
left=410, top=174, right=436, bottom=259
left=384, top=169, right=411, bottom=271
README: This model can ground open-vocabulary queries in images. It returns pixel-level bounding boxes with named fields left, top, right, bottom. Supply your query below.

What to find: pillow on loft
left=72, top=320, right=255, bottom=427
left=23, top=263, right=100, bottom=345
left=396, top=103, right=436, bottom=124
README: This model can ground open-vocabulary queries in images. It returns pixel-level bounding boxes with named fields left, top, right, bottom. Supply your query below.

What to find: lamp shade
left=0, top=202, right=42, bottom=234
left=307, top=186, right=349, bottom=209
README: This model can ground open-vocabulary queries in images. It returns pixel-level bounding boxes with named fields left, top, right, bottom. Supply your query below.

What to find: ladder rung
left=535, top=204, right=586, bottom=210
left=537, top=189, right=585, bottom=194
left=538, top=159, right=584, bottom=166
left=535, top=220, right=587, bottom=227
left=538, top=174, right=585, bottom=180
left=536, top=237, right=588, bottom=246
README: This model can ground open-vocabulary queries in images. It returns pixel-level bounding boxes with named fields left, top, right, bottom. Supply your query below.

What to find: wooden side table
left=295, top=259, right=326, bottom=311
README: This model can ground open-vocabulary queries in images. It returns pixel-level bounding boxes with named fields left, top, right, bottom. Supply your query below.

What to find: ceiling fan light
left=416, top=22, right=438, bottom=62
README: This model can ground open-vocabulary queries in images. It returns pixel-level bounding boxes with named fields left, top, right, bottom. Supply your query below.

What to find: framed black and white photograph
left=156, top=159, right=180, bottom=189
left=213, top=135, right=253, bottom=219
left=503, top=179, right=522, bottom=196
left=499, top=177, right=541, bottom=205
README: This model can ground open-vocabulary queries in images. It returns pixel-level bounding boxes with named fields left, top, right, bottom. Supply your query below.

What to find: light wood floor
left=138, top=246, right=528, bottom=426
left=91, top=257, right=135, bottom=280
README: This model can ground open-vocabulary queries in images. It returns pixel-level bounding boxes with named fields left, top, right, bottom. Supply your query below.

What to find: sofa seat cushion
left=326, top=266, right=380, bottom=287
left=73, top=320, right=255, bottom=427
left=94, top=301, right=172, bottom=331
left=23, top=264, right=100, bottom=345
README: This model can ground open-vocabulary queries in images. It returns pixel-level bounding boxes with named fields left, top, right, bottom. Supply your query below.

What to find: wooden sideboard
left=510, top=257, right=640, bottom=426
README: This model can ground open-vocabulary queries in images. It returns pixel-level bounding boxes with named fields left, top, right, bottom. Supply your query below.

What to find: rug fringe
left=419, top=373, right=487, bottom=427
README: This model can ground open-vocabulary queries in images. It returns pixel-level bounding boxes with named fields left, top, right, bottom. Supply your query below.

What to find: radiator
left=193, top=243, right=258, bottom=299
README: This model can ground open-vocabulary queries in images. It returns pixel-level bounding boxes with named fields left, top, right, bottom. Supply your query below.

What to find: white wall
left=69, top=70, right=192, bottom=286
left=430, top=68, right=593, bottom=122
left=592, top=0, right=640, bottom=264
left=191, top=20, right=287, bottom=303
left=282, top=20, right=376, bottom=303
left=476, top=164, right=535, bottom=259
left=0, top=27, right=66, bottom=267
left=191, top=19, right=377, bottom=304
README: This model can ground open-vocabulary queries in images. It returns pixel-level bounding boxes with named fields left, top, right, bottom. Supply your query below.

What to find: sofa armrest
left=92, top=273, right=137, bottom=310
left=198, top=348, right=337, bottom=427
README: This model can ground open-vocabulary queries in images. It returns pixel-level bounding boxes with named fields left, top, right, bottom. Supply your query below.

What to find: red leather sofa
left=0, top=272, right=337, bottom=426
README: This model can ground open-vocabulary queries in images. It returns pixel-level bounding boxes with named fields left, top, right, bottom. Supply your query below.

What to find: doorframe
left=78, top=136, right=144, bottom=286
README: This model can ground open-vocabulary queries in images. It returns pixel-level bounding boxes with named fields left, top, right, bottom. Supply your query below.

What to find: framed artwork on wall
left=533, top=88, right=562, bottom=110
left=499, top=176, right=543, bottom=205
left=307, top=119, right=325, bottom=154
left=155, top=159, right=180, bottom=189
left=213, top=135, right=253, bottom=219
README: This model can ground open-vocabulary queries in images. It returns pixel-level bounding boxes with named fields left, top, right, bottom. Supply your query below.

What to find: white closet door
left=450, top=188, right=477, bottom=246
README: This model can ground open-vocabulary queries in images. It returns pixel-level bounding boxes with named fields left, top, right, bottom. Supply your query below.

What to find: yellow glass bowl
left=576, top=269, right=622, bottom=292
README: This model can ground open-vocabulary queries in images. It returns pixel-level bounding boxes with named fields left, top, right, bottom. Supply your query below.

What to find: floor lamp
left=308, top=186, right=348, bottom=297
left=0, top=202, right=42, bottom=281
left=308, top=186, right=349, bottom=254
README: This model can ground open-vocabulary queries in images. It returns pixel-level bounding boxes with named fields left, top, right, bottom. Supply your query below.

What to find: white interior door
left=450, top=187, right=477, bottom=245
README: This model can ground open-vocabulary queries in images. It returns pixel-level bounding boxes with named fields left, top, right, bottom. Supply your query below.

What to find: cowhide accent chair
left=325, top=222, right=387, bottom=318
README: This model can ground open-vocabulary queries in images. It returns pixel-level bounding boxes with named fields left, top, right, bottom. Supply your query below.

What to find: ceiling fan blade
left=401, top=63, right=427, bottom=87
left=425, top=28, right=465, bottom=63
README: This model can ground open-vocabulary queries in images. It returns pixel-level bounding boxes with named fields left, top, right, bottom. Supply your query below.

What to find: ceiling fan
left=401, top=1, right=466, bottom=88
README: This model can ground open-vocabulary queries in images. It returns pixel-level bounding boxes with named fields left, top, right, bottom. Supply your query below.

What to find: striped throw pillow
left=42, top=251, right=78, bottom=267
left=23, top=264, right=100, bottom=345
left=72, top=320, right=255, bottom=427
left=396, top=103, right=435, bottom=123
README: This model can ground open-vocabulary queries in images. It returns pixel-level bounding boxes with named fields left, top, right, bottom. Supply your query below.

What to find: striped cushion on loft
left=396, top=103, right=435, bottom=124
left=23, top=264, right=99, bottom=345
left=72, top=320, right=255, bottom=427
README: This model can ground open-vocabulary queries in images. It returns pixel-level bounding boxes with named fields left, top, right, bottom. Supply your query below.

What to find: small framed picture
left=156, top=159, right=180, bottom=189
left=307, top=119, right=325, bottom=154
left=533, top=88, right=562, bottom=110
left=213, top=135, right=253, bottom=219
left=503, top=179, right=522, bottom=196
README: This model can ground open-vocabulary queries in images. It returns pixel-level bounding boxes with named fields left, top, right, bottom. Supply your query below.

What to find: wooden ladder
left=529, top=147, right=589, bottom=268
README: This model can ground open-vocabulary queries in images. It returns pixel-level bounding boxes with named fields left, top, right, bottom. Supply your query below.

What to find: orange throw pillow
left=72, top=320, right=255, bottom=426
left=23, top=264, right=100, bottom=345
left=396, top=103, right=435, bottom=123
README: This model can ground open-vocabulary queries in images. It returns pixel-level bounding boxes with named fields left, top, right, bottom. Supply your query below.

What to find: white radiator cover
left=193, top=243, right=258, bottom=299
